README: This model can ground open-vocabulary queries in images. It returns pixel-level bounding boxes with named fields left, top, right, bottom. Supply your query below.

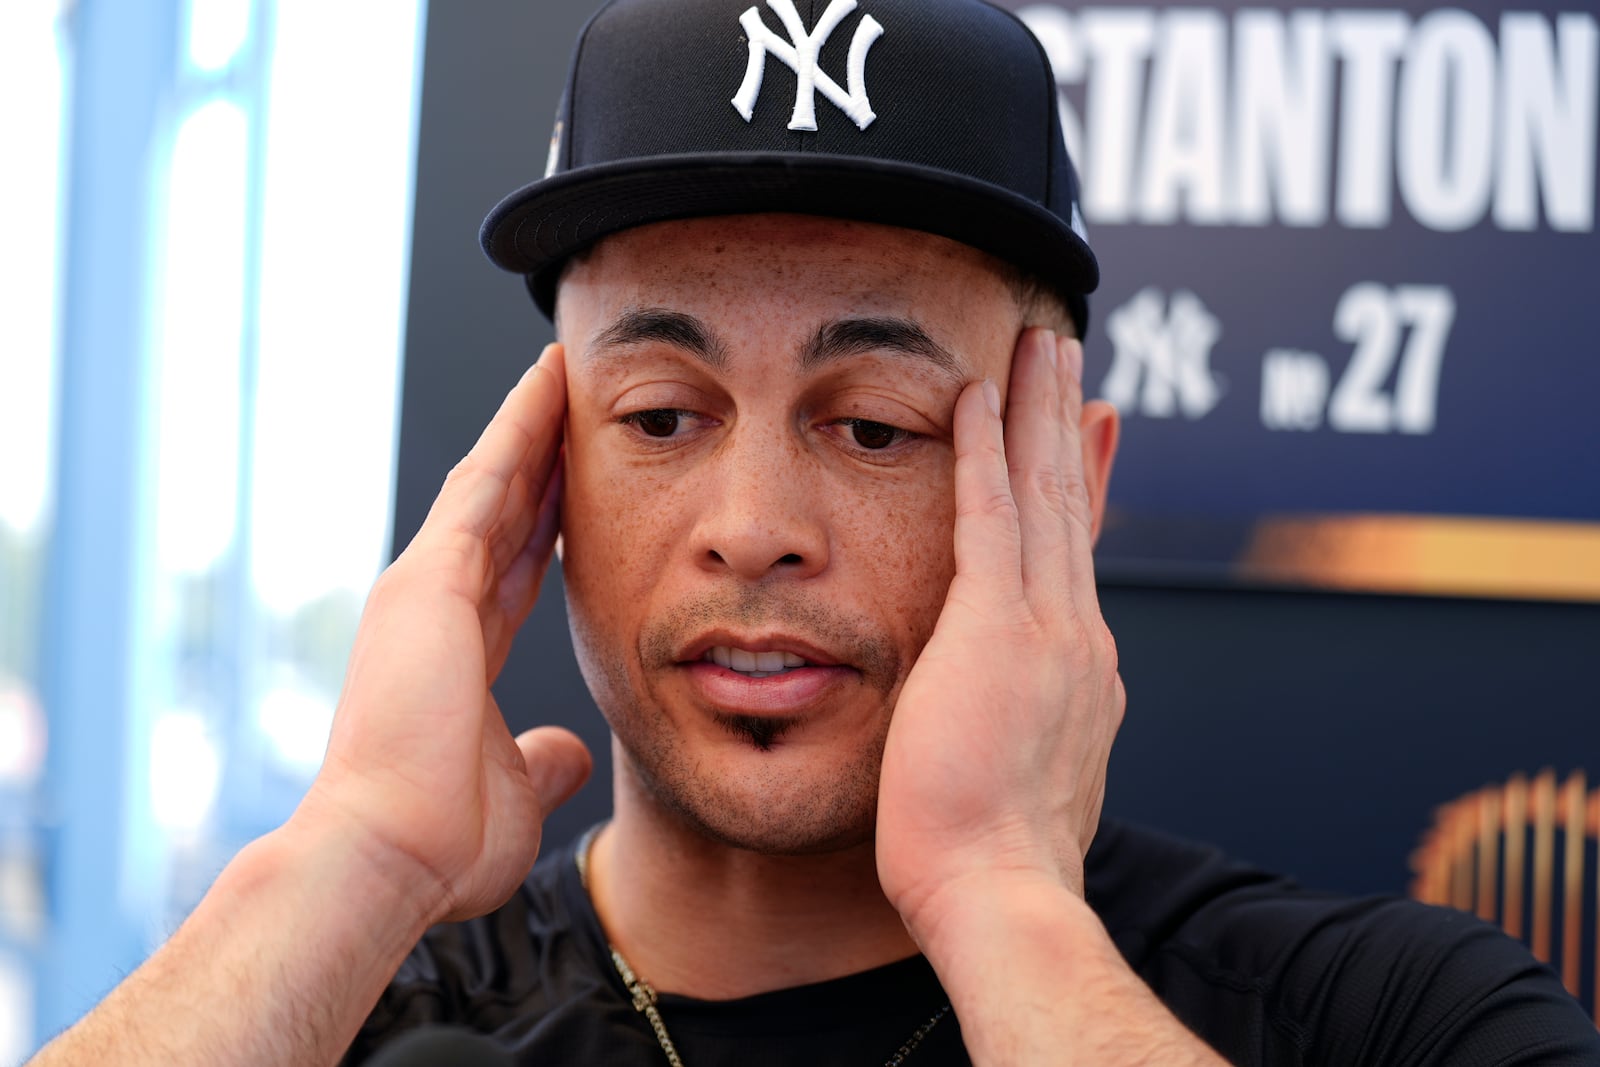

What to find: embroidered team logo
left=732, top=0, right=883, bottom=132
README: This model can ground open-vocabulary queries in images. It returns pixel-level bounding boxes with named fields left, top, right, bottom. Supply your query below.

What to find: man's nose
left=689, top=429, right=829, bottom=581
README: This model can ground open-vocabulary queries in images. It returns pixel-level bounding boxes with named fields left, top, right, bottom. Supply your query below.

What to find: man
left=30, top=0, right=1600, bottom=1064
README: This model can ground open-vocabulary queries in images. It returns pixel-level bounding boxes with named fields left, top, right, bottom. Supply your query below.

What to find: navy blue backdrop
left=998, top=2, right=1600, bottom=598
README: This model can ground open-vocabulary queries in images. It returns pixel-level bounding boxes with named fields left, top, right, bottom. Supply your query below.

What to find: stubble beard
left=567, top=588, right=903, bottom=856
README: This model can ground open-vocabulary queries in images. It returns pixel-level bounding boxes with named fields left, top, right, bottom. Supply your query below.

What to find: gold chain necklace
left=576, top=828, right=952, bottom=1067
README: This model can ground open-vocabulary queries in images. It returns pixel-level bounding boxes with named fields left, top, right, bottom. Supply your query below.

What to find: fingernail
left=982, top=378, right=1001, bottom=417
left=1041, top=329, right=1058, bottom=368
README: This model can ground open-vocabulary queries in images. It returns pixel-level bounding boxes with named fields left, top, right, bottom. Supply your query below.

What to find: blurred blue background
left=0, top=0, right=424, bottom=1058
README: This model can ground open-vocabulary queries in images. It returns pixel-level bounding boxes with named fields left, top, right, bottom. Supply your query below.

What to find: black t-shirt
left=346, top=820, right=1600, bottom=1065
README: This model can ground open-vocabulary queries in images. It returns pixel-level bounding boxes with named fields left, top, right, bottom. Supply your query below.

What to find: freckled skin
left=557, top=214, right=1025, bottom=855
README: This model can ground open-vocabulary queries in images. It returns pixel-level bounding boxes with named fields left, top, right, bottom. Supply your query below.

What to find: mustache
left=638, top=587, right=901, bottom=685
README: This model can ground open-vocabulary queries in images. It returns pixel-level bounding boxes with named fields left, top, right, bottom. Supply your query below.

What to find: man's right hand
left=29, top=343, right=589, bottom=1067
left=299, top=340, right=592, bottom=925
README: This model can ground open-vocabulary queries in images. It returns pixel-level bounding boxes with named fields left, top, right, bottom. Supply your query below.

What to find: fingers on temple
left=426, top=344, right=568, bottom=547
left=491, top=462, right=565, bottom=636
left=1004, top=328, right=1075, bottom=599
left=1011, top=330, right=1099, bottom=608
left=1055, top=337, right=1100, bottom=603
left=952, top=377, right=1024, bottom=597
left=487, top=439, right=564, bottom=578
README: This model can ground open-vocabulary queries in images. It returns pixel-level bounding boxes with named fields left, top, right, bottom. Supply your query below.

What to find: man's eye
left=623, top=410, right=684, bottom=438
left=842, top=419, right=905, bottom=451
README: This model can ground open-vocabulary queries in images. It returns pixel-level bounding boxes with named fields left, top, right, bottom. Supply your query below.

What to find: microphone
left=363, top=1026, right=516, bottom=1066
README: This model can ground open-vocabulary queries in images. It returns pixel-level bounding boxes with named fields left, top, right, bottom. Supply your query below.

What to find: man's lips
left=677, top=633, right=846, bottom=670
left=680, top=660, right=856, bottom=716
left=674, top=633, right=856, bottom=716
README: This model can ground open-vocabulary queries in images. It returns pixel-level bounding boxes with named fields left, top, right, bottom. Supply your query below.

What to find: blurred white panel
left=251, top=0, right=422, bottom=615
left=0, top=5, right=66, bottom=536
left=256, top=676, right=335, bottom=772
left=186, top=0, right=253, bottom=72
left=155, top=98, right=248, bottom=576
left=149, top=711, right=221, bottom=833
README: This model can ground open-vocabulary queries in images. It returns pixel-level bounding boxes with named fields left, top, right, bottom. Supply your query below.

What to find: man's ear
left=1079, top=399, right=1119, bottom=547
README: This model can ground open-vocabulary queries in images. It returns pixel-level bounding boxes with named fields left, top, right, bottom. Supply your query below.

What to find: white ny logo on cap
left=732, top=0, right=883, bottom=132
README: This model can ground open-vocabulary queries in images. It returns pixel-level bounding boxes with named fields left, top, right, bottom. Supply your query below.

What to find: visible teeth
left=704, top=646, right=812, bottom=673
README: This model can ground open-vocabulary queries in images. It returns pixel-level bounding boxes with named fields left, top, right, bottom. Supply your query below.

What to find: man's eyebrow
left=799, top=317, right=964, bottom=382
left=588, top=307, right=729, bottom=370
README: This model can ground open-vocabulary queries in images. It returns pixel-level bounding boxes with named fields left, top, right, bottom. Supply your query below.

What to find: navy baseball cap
left=481, top=0, right=1098, bottom=338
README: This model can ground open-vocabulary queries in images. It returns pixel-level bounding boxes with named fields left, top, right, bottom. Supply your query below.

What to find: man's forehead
left=569, top=214, right=1012, bottom=291
left=556, top=214, right=1021, bottom=338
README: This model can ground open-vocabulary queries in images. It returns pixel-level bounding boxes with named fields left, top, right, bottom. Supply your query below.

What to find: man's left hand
left=876, top=325, right=1123, bottom=931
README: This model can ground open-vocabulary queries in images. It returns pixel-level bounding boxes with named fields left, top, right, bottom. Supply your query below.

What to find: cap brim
left=480, top=152, right=1098, bottom=336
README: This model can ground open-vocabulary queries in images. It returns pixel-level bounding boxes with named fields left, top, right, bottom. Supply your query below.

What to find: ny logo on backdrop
left=733, top=0, right=884, bottom=131
left=1102, top=288, right=1224, bottom=420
